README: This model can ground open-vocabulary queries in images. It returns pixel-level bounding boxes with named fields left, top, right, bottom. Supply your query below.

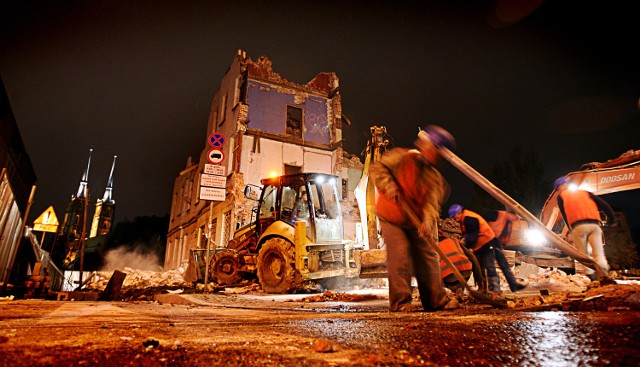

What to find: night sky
left=1, top=1, right=638, bottom=240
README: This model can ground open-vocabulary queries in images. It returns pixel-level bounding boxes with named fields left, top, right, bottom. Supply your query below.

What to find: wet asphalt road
left=1, top=293, right=640, bottom=366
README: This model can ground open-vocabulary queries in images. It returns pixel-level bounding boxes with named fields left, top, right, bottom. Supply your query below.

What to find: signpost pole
left=203, top=201, right=213, bottom=293
left=200, top=132, right=226, bottom=293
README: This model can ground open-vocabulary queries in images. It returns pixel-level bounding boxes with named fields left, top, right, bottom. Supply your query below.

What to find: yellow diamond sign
left=33, top=206, right=59, bottom=233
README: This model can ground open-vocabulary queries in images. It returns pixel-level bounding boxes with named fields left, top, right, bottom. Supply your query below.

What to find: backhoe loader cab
left=254, top=173, right=344, bottom=243
left=211, top=172, right=359, bottom=293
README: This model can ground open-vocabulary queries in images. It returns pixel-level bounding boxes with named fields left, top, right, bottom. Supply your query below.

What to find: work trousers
left=380, top=220, right=447, bottom=311
left=571, top=223, right=609, bottom=275
left=494, top=245, right=521, bottom=291
left=443, top=270, right=472, bottom=292
left=474, top=243, right=500, bottom=292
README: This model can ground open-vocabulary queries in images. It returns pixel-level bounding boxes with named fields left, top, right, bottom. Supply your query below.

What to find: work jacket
left=460, top=209, right=496, bottom=251
left=370, top=148, right=447, bottom=230
left=487, top=211, right=519, bottom=246
left=438, top=237, right=472, bottom=278
left=558, top=189, right=604, bottom=229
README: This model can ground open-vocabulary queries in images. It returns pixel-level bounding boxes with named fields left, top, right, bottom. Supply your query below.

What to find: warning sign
left=33, top=206, right=59, bottom=233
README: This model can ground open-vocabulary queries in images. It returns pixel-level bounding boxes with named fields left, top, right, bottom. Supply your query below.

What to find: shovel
left=397, top=198, right=508, bottom=309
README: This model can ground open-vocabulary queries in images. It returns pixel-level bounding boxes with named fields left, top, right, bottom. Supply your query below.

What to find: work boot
left=428, top=295, right=460, bottom=311
left=392, top=303, right=423, bottom=312
left=443, top=297, right=460, bottom=310
left=509, top=282, right=527, bottom=292
left=488, top=276, right=501, bottom=292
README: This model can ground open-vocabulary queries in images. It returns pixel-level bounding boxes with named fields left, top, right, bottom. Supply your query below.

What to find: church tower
left=53, top=148, right=92, bottom=269
left=90, top=155, right=117, bottom=237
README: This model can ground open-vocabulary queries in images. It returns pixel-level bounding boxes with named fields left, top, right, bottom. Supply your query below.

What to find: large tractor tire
left=211, top=249, right=242, bottom=286
left=256, top=238, right=300, bottom=293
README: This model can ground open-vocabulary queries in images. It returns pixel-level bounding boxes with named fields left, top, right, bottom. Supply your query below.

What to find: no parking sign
left=208, top=132, right=225, bottom=147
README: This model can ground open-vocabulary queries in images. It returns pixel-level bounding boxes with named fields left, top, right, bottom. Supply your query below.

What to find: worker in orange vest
left=449, top=205, right=526, bottom=293
left=370, top=125, right=456, bottom=312
left=484, top=210, right=527, bottom=292
left=485, top=210, right=519, bottom=246
left=437, top=230, right=472, bottom=294
left=554, top=177, right=616, bottom=279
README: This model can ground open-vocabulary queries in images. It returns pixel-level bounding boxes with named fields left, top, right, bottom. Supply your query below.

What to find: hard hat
left=419, top=125, right=456, bottom=150
left=448, top=204, right=463, bottom=218
left=553, top=176, right=569, bottom=189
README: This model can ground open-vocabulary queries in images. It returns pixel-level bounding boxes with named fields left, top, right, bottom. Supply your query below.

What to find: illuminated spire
left=102, top=155, right=117, bottom=203
left=76, top=148, right=92, bottom=198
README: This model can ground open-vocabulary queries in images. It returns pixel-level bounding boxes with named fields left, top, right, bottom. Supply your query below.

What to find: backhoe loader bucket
left=355, top=249, right=388, bottom=278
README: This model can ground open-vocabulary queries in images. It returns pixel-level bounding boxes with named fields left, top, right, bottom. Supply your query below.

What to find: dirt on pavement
left=2, top=281, right=640, bottom=367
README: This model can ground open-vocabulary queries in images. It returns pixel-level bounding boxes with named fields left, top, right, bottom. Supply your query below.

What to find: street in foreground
left=1, top=287, right=640, bottom=367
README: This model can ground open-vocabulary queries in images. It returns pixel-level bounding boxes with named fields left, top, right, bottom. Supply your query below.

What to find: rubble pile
left=439, top=218, right=462, bottom=238
left=74, top=262, right=639, bottom=312
left=514, top=266, right=591, bottom=292
left=84, top=267, right=191, bottom=300
left=86, top=267, right=188, bottom=290
left=216, top=282, right=260, bottom=294
left=506, top=281, right=640, bottom=311
left=292, top=290, right=384, bottom=303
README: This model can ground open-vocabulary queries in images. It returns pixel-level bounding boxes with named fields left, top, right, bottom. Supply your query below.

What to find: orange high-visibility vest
left=488, top=211, right=518, bottom=245
left=559, top=190, right=601, bottom=227
left=438, top=237, right=472, bottom=278
left=460, top=210, right=496, bottom=251
left=374, top=149, right=445, bottom=226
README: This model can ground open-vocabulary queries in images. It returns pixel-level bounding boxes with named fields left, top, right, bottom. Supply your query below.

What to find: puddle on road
left=289, top=311, right=640, bottom=366
left=510, top=312, right=599, bottom=366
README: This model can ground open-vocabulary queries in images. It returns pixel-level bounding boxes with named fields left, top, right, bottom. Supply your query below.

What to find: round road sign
left=207, top=148, right=225, bottom=164
left=208, top=132, right=226, bottom=147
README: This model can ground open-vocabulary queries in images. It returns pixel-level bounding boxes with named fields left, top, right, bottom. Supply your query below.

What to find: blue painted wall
left=246, top=81, right=330, bottom=145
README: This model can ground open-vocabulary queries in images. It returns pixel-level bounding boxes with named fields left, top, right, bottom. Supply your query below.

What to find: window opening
left=286, top=105, right=303, bottom=138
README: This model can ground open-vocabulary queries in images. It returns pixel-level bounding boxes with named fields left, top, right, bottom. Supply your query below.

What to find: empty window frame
left=286, top=105, right=303, bottom=138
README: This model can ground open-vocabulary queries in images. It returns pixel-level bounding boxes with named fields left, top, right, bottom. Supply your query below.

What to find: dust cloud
left=101, top=246, right=163, bottom=272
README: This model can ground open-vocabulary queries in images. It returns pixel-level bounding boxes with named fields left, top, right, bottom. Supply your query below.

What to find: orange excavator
left=540, top=149, right=640, bottom=231
left=493, top=149, right=639, bottom=271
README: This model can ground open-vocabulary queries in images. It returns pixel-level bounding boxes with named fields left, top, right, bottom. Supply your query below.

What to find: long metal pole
left=203, top=201, right=213, bottom=293
left=437, top=147, right=608, bottom=279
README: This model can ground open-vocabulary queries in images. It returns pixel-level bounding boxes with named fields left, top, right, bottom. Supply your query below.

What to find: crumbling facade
left=165, top=49, right=363, bottom=270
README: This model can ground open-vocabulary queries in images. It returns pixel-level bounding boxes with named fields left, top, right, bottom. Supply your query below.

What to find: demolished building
left=165, top=49, right=363, bottom=270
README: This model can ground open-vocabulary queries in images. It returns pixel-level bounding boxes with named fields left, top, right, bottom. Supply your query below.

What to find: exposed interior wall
left=239, top=137, right=334, bottom=187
